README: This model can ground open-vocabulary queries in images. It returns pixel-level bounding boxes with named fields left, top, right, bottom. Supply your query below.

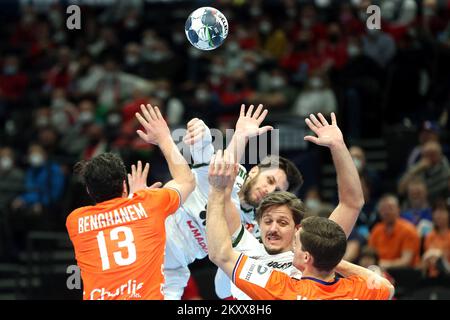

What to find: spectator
left=398, top=141, right=450, bottom=204
left=406, top=121, right=441, bottom=169
left=291, top=72, right=337, bottom=118
left=349, top=146, right=381, bottom=239
left=423, top=200, right=450, bottom=278
left=369, top=194, right=421, bottom=269
left=401, top=179, right=433, bottom=236
left=362, top=29, right=396, bottom=69
left=11, top=143, right=65, bottom=212
left=303, top=186, right=334, bottom=218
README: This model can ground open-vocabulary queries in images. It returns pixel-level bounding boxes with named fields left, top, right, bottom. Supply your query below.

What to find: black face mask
left=328, top=34, right=340, bottom=44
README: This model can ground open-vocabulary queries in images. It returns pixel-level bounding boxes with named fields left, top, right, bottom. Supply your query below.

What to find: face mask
left=306, top=199, right=320, bottom=210
left=310, top=77, right=323, bottom=89
left=243, top=63, right=256, bottom=72
left=143, top=37, right=155, bottom=47
left=107, top=113, right=121, bottom=126
left=353, top=158, right=362, bottom=171
left=227, top=41, right=239, bottom=53
left=3, top=65, right=17, bottom=75
left=211, top=64, right=225, bottom=75
left=52, top=98, right=66, bottom=109
left=36, top=116, right=49, bottom=128
left=259, top=21, right=272, bottom=34
left=195, top=89, right=209, bottom=102
left=250, top=6, right=262, bottom=17
left=0, top=157, right=13, bottom=170
left=347, top=45, right=361, bottom=57
left=301, top=18, right=313, bottom=29
left=29, top=153, right=44, bottom=167
left=270, top=77, right=285, bottom=89
left=155, top=90, right=169, bottom=100
left=125, top=19, right=137, bottom=29
left=78, top=111, right=94, bottom=124
left=125, top=55, right=139, bottom=66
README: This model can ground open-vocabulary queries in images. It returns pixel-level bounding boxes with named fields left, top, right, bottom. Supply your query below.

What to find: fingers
left=240, top=104, right=245, bottom=117
left=148, top=181, right=163, bottom=189
left=304, top=135, right=320, bottom=145
left=137, top=160, right=142, bottom=176
left=258, top=125, right=274, bottom=135
left=146, top=104, right=158, bottom=121
left=317, top=113, right=329, bottom=126
left=252, top=104, right=264, bottom=119
left=245, top=104, right=254, bottom=117
left=304, top=118, right=319, bottom=135
left=136, top=130, right=149, bottom=142
left=131, top=163, right=137, bottom=177
left=187, top=118, right=200, bottom=129
left=136, top=112, right=150, bottom=128
left=256, top=108, right=268, bottom=124
left=142, top=162, right=150, bottom=179
left=153, top=106, right=163, bottom=120
left=331, top=112, right=337, bottom=125
left=140, top=104, right=154, bottom=122
left=309, top=114, right=323, bottom=128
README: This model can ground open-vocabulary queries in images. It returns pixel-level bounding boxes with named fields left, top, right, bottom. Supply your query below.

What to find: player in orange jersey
left=206, top=147, right=395, bottom=300
left=66, top=104, right=195, bottom=300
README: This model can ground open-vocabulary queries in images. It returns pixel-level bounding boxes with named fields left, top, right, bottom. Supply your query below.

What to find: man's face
left=407, top=183, right=427, bottom=207
left=259, top=205, right=297, bottom=255
left=242, top=167, right=289, bottom=207
left=379, top=197, right=400, bottom=225
left=292, top=228, right=307, bottom=272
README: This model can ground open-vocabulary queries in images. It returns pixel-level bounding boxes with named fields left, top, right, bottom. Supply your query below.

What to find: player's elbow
left=209, top=246, right=232, bottom=267
left=387, top=282, right=395, bottom=300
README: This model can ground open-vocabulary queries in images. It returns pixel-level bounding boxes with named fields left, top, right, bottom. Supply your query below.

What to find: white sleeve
left=214, top=268, right=232, bottom=299
left=189, top=123, right=214, bottom=165
left=233, top=225, right=265, bottom=258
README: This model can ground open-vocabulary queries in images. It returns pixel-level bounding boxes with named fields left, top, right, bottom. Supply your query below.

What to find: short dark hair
left=256, top=191, right=305, bottom=225
left=74, top=153, right=127, bottom=204
left=299, top=216, right=347, bottom=273
left=258, top=155, right=303, bottom=193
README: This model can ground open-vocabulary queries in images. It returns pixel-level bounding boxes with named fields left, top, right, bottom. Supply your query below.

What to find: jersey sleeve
left=233, top=226, right=265, bottom=257
left=350, top=275, right=392, bottom=300
left=232, top=254, right=293, bottom=300
left=141, top=188, right=181, bottom=219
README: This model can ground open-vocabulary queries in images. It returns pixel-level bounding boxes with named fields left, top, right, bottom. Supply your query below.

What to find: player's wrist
left=328, top=139, right=346, bottom=150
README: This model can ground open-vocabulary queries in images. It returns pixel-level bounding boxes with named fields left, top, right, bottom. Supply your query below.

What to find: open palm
left=235, top=104, right=273, bottom=138
left=304, top=113, right=344, bottom=148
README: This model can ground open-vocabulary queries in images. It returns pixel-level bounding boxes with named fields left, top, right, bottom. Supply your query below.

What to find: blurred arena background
left=0, top=0, right=450, bottom=300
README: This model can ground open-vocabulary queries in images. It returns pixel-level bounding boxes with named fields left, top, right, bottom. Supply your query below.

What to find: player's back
left=66, top=188, right=180, bottom=300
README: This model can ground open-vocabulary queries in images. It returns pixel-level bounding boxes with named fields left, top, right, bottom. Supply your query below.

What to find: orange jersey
left=369, top=219, right=420, bottom=267
left=66, top=188, right=180, bottom=300
left=232, top=255, right=391, bottom=300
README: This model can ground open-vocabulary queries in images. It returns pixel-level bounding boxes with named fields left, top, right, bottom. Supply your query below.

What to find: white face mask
left=353, top=158, right=363, bottom=171
left=310, top=77, right=323, bottom=89
left=0, top=157, right=13, bottom=170
left=78, top=111, right=94, bottom=124
left=29, top=153, right=44, bottom=167
left=306, top=199, right=321, bottom=210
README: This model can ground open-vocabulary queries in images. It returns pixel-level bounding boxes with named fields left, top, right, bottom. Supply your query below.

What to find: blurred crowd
left=0, top=0, right=450, bottom=298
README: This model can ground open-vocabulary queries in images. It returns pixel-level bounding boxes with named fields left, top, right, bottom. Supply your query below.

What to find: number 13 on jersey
left=96, top=226, right=137, bottom=270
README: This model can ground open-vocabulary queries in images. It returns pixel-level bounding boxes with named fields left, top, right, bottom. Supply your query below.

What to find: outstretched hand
left=235, top=104, right=273, bottom=139
left=304, top=112, right=344, bottom=148
left=183, top=118, right=212, bottom=146
left=135, top=104, right=171, bottom=145
left=208, top=150, right=239, bottom=192
left=127, top=160, right=162, bottom=195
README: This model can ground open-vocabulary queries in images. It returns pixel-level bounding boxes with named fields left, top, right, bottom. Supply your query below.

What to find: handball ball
left=185, top=7, right=229, bottom=51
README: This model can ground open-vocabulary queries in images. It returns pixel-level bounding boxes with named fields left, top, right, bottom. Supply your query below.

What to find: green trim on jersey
left=232, top=225, right=245, bottom=248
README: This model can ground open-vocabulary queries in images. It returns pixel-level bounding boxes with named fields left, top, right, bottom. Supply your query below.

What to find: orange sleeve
left=140, top=188, right=181, bottom=219
left=232, top=254, right=295, bottom=300
left=348, top=276, right=391, bottom=300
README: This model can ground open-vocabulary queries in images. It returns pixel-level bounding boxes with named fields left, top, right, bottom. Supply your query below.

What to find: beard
left=263, top=245, right=284, bottom=255
left=240, top=174, right=260, bottom=208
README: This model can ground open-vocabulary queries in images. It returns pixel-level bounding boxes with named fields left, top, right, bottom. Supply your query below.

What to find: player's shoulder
left=66, top=205, right=93, bottom=224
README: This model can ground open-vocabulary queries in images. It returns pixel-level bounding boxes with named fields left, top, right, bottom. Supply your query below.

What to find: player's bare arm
left=183, top=117, right=214, bottom=165
left=206, top=150, right=241, bottom=278
left=335, top=260, right=395, bottom=299
left=136, top=104, right=195, bottom=203
left=304, top=112, right=364, bottom=238
left=127, top=160, right=163, bottom=195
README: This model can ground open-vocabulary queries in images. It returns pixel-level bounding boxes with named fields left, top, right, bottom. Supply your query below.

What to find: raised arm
left=304, top=113, right=364, bottom=238
left=135, top=104, right=195, bottom=203
left=206, top=150, right=241, bottom=278
left=335, top=260, right=395, bottom=299
left=225, top=104, right=273, bottom=163
left=183, top=118, right=214, bottom=165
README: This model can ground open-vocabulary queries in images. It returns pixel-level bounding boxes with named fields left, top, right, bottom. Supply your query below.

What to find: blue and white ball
left=185, top=7, right=229, bottom=51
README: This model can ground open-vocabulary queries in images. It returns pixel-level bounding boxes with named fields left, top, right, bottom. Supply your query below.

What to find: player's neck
left=302, top=268, right=336, bottom=283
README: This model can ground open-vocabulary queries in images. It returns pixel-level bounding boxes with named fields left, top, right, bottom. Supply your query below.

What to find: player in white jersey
left=163, top=105, right=304, bottom=299
left=215, top=112, right=365, bottom=299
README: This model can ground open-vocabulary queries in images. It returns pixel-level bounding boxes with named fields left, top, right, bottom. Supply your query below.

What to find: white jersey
left=164, top=163, right=246, bottom=268
left=215, top=225, right=302, bottom=300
